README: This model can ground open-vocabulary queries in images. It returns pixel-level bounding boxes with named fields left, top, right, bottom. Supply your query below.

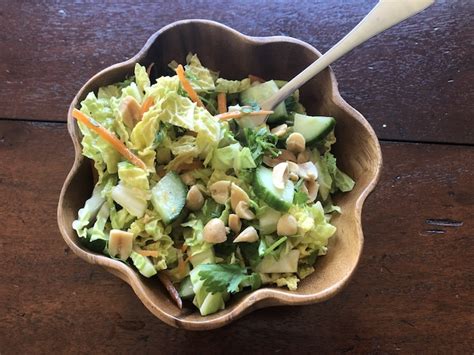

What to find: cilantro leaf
left=293, top=179, right=308, bottom=205
left=263, top=236, right=287, bottom=256
left=293, top=190, right=308, bottom=205
left=239, top=242, right=262, bottom=268
left=258, top=236, right=288, bottom=259
left=195, top=199, right=224, bottom=224
left=243, top=127, right=280, bottom=164
left=196, top=264, right=261, bottom=294
left=239, top=272, right=261, bottom=290
left=284, top=94, right=298, bottom=113
left=213, top=236, right=237, bottom=259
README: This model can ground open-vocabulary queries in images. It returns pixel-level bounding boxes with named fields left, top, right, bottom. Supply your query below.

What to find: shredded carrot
left=135, top=249, right=159, bottom=258
left=177, top=257, right=187, bottom=275
left=217, top=92, right=227, bottom=114
left=177, top=253, right=192, bottom=269
left=180, top=244, right=188, bottom=253
left=249, top=74, right=265, bottom=83
left=72, top=109, right=147, bottom=170
left=177, top=257, right=185, bottom=271
left=176, top=64, right=204, bottom=107
left=140, top=96, right=154, bottom=115
left=214, top=110, right=274, bottom=121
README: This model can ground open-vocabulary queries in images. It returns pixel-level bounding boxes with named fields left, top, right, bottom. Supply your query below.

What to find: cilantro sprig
left=197, top=264, right=261, bottom=294
left=243, top=127, right=280, bottom=165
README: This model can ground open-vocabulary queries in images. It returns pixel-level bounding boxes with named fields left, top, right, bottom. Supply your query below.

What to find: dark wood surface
left=1, top=0, right=473, bottom=143
left=0, top=1, right=473, bottom=353
left=1, top=121, right=472, bottom=353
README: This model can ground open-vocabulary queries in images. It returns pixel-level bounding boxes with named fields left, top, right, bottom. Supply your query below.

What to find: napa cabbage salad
left=72, top=54, right=355, bottom=316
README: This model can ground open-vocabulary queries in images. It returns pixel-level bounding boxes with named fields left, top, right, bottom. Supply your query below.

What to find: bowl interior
left=59, top=20, right=381, bottom=329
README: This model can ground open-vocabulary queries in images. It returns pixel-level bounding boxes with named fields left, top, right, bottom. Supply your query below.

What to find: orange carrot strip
left=249, top=74, right=265, bottom=83
left=72, top=108, right=146, bottom=170
left=176, top=257, right=187, bottom=277
left=214, top=110, right=274, bottom=121
left=157, top=272, right=182, bottom=309
left=217, top=92, right=227, bottom=114
left=135, top=249, right=159, bottom=258
left=140, top=96, right=154, bottom=115
left=176, top=64, right=204, bottom=107
left=177, top=257, right=185, bottom=272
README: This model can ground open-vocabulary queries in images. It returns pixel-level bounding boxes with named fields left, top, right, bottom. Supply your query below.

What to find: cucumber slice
left=190, top=267, right=227, bottom=316
left=178, top=276, right=195, bottom=300
left=240, top=80, right=287, bottom=123
left=258, top=207, right=281, bottom=235
left=254, top=166, right=294, bottom=212
left=151, top=172, right=187, bottom=224
left=293, top=113, right=336, bottom=144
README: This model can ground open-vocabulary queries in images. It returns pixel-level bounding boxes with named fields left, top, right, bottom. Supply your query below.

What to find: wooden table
left=1, top=1, right=472, bottom=353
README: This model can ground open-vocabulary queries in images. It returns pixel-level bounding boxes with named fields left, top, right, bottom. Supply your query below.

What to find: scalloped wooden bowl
left=58, top=19, right=382, bottom=330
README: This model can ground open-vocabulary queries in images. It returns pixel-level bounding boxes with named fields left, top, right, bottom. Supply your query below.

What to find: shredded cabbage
left=185, top=53, right=216, bottom=92
left=215, top=78, right=251, bottom=93
left=72, top=53, right=356, bottom=317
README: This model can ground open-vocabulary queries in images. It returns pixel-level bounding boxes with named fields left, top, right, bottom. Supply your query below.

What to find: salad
left=72, top=54, right=355, bottom=316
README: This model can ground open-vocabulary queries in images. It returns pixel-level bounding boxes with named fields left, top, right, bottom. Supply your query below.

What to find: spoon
left=259, top=0, right=435, bottom=114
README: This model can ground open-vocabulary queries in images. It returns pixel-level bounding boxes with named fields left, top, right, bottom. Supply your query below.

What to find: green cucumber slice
left=254, top=166, right=294, bottom=212
left=151, top=172, right=187, bottom=224
left=258, top=207, right=281, bottom=235
left=178, top=276, right=195, bottom=300
left=240, top=80, right=287, bottom=123
left=293, top=113, right=336, bottom=143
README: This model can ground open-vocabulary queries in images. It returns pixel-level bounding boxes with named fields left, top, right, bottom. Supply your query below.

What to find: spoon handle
left=261, top=0, right=435, bottom=111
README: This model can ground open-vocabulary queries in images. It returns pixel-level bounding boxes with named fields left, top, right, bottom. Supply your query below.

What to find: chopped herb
left=243, top=127, right=280, bottom=164
left=293, top=190, right=308, bottom=205
left=197, top=264, right=261, bottom=294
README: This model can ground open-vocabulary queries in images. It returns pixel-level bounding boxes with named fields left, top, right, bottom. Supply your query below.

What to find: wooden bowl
left=57, top=19, right=382, bottom=330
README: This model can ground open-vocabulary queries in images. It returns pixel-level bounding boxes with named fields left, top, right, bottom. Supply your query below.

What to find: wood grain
left=0, top=0, right=473, bottom=144
left=1, top=121, right=472, bottom=353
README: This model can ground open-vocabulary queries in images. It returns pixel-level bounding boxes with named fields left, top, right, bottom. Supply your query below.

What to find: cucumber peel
left=293, top=113, right=336, bottom=143
left=240, top=80, right=288, bottom=123
left=151, top=172, right=187, bottom=224
left=253, top=166, right=294, bottom=212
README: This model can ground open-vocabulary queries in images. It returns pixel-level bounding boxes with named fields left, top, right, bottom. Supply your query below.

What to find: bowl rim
left=57, top=19, right=382, bottom=330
